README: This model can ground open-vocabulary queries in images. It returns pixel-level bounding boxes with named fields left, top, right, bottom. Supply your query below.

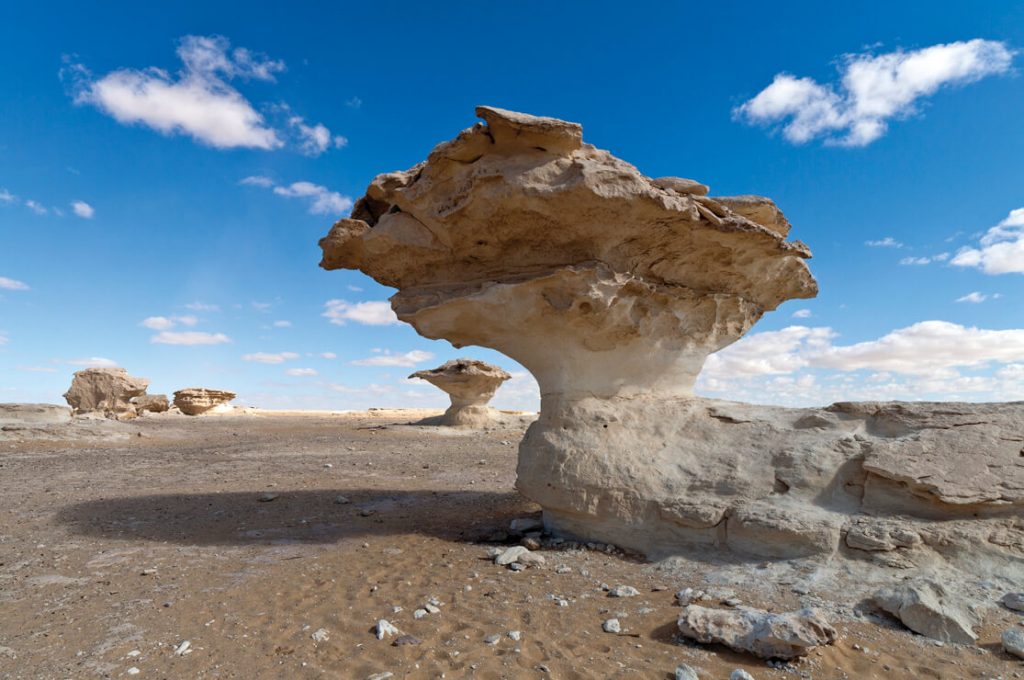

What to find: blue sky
left=1, top=1, right=1023, bottom=410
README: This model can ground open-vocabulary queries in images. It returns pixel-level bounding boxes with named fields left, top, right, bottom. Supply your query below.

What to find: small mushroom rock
left=172, top=388, right=237, bottom=416
left=409, top=359, right=510, bottom=427
left=63, top=367, right=149, bottom=420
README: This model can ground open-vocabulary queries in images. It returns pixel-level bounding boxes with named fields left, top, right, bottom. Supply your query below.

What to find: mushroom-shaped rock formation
left=318, top=108, right=1023, bottom=588
left=64, top=368, right=150, bottom=420
left=172, top=388, right=236, bottom=416
left=410, top=359, right=511, bottom=427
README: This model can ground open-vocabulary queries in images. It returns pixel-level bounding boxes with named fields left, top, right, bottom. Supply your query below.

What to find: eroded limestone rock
left=873, top=580, right=979, bottom=644
left=317, top=107, right=1024, bottom=588
left=64, top=368, right=149, bottom=420
left=173, top=388, right=236, bottom=416
left=132, top=394, right=170, bottom=414
left=677, top=605, right=837, bottom=659
left=410, top=359, right=510, bottom=427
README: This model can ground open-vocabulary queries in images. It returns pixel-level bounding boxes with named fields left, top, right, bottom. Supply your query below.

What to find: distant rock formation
left=318, top=107, right=1023, bottom=593
left=132, top=394, right=170, bottom=414
left=63, top=368, right=149, bottom=420
left=173, top=388, right=236, bottom=416
left=410, top=359, right=511, bottom=427
left=0, top=403, right=71, bottom=427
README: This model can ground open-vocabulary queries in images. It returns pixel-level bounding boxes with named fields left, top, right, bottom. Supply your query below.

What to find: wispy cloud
left=791, top=308, right=812, bottom=319
left=736, top=39, right=1014, bottom=146
left=25, top=200, right=47, bottom=215
left=140, top=314, right=198, bottom=330
left=951, top=208, right=1024, bottom=275
left=272, top=320, right=292, bottom=328
left=184, top=301, right=220, bottom=312
left=899, top=252, right=949, bottom=266
left=0, top=276, right=30, bottom=291
left=351, top=349, right=434, bottom=367
left=288, top=116, right=347, bottom=156
left=0, top=188, right=14, bottom=203
left=65, top=35, right=345, bottom=155
left=239, top=175, right=274, bottom=188
left=67, top=357, right=118, bottom=367
left=240, top=176, right=352, bottom=216
left=319, top=352, right=337, bottom=359
left=71, top=200, right=95, bottom=218
left=865, top=237, right=903, bottom=248
left=151, top=331, right=230, bottom=345
left=323, top=300, right=398, bottom=326
left=285, top=367, right=318, bottom=377
left=242, top=351, right=299, bottom=364
left=956, top=291, right=994, bottom=303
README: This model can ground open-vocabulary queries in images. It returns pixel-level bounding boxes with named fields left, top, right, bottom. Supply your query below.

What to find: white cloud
left=242, top=351, right=299, bottom=364
left=69, top=35, right=284, bottom=150
left=956, top=292, right=989, bottom=303
left=239, top=175, right=274, bottom=188
left=288, top=116, right=348, bottom=156
left=285, top=367, right=318, bottom=377
left=184, top=301, right=219, bottom=311
left=272, top=320, right=292, bottom=328
left=25, top=200, right=47, bottom=215
left=319, top=352, right=337, bottom=359
left=899, top=252, right=949, bottom=266
left=71, top=200, right=94, bottom=218
left=151, top=331, right=230, bottom=345
left=346, top=285, right=363, bottom=292
left=951, top=208, right=1024, bottom=275
left=865, top=237, right=902, bottom=248
left=791, top=309, right=812, bottom=319
left=736, top=40, right=1014, bottom=146
left=0, top=332, right=7, bottom=345
left=351, top=350, right=434, bottom=367
left=272, top=181, right=352, bottom=215
left=346, top=96, right=362, bottom=109
left=0, top=188, right=14, bottom=203
left=251, top=301, right=273, bottom=312
left=0, top=276, right=30, bottom=291
left=323, top=300, right=399, bottom=326
left=140, top=314, right=199, bottom=330
left=68, top=357, right=118, bottom=367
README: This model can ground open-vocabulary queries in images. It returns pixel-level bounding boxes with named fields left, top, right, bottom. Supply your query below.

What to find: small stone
left=518, top=551, right=546, bottom=567
left=126, top=668, right=140, bottom=676
left=731, top=671, right=755, bottom=680
left=676, top=588, right=704, bottom=605
left=508, top=630, right=522, bottom=641
left=602, top=618, right=622, bottom=633
left=323, top=463, right=333, bottom=468
left=609, top=585, right=640, bottom=598
left=334, top=495, right=350, bottom=505
left=172, top=640, right=191, bottom=656
left=675, top=664, right=699, bottom=680
left=375, top=619, right=399, bottom=640
left=392, top=635, right=421, bottom=647
left=1003, top=629, right=1024, bottom=659
left=359, top=508, right=376, bottom=517
left=311, top=628, right=329, bottom=643
left=484, top=634, right=501, bottom=645
left=366, top=674, right=394, bottom=680
left=424, top=603, right=440, bottom=614
left=1002, top=593, right=1024, bottom=612
left=724, top=597, right=742, bottom=607
left=555, top=565, right=572, bottom=574
left=257, top=492, right=278, bottom=502
left=413, top=608, right=428, bottom=619
left=508, top=562, right=526, bottom=572
left=495, top=546, right=530, bottom=566
left=140, top=568, right=157, bottom=576
left=521, top=536, right=542, bottom=550
left=126, top=651, right=141, bottom=658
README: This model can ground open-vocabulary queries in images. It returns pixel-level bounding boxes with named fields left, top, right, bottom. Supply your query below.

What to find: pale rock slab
left=172, top=388, right=236, bottom=416
left=132, top=394, right=170, bottom=414
left=872, top=580, right=979, bottom=644
left=677, top=604, right=837, bottom=659
left=409, top=359, right=510, bottom=428
left=63, top=368, right=149, bottom=420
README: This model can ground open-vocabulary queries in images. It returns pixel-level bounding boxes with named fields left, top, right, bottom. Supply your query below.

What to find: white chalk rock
left=677, top=605, right=837, bottom=659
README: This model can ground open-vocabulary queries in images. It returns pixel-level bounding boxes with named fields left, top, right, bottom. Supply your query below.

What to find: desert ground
left=1, top=411, right=1022, bottom=680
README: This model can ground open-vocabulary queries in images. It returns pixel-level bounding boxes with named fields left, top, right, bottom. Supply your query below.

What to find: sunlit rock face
left=63, top=368, right=149, bottom=420
left=318, top=108, right=1023, bottom=587
left=172, top=388, right=236, bottom=416
left=410, top=359, right=511, bottom=428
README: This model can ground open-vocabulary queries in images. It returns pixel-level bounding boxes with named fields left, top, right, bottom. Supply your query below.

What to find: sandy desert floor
left=1, top=411, right=1022, bottom=679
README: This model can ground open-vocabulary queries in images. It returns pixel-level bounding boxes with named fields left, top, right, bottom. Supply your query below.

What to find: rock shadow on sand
left=56, top=489, right=527, bottom=547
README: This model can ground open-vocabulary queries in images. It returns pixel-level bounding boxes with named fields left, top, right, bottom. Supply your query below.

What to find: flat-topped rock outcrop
left=318, top=107, right=1023, bottom=592
left=173, top=388, right=236, bottom=416
left=410, top=359, right=511, bottom=427
left=63, top=368, right=149, bottom=420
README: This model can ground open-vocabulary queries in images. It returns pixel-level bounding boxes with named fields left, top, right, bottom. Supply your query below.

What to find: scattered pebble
left=366, top=673, right=394, bottom=680
left=731, top=670, right=755, bottom=680
left=140, top=568, right=157, bottom=576
left=495, top=546, right=530, bottom=566
left=675, top=664, right=699, bottom=680
left=375, top=620, right=399, bottom=640
left=508, top=630, right=522, bottom=641
left=484, top=634, right=501, bottom=645
left=392, top=635, right=421, bottom=647
left=555, top=565, right=572, bottom=574
left=257, top=492, right=278, bottom=502
left=334, top=495, right=350, bottom=505
left=126, top=668, right=140, bottom=676
left=172, top=640, right=191, bottom=656
left=413, top=608, right=428, bottom=619
left=602, top=618, right=622, bottom=634
left=609, top=585, right=639, bottom=598
left=311, top=628, right=329, bottom=643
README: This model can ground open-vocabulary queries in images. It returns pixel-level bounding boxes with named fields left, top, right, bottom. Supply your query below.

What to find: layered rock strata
left=410, top=359, right=511, bottom=427
left=173, top=388, right=236, bottom=416
left=318, top=107, right=1023, bottom=585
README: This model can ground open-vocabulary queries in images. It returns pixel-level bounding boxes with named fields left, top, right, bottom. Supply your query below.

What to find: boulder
left=63, top=368, right=149, bottom=419
left=409, top=359, right=511, bottom=427
left=1003, top=629, right=1024, bottom=659
left=872, top=580, right=978, bottom=644
left=677, top=605, right=837, bottom=659
left=132, top=394, right=170, bottom=414
left=317, top=107, right=1024, bottom=588
left=172, top=388, right=236, bottom=416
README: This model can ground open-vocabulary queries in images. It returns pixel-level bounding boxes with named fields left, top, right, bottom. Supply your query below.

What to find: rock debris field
left=1, top=411, right=1022, bottom=679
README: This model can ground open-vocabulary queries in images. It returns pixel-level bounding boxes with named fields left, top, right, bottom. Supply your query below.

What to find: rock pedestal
left=173, top=388, right=236, bottom=416
left=410, top=359, right=511, bottom=427
left=318, top=107, right=1023, bottom=586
